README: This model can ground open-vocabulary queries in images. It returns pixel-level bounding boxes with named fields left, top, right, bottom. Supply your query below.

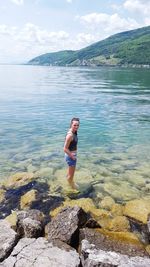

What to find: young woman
left=64, top=118, right=80, bottom=189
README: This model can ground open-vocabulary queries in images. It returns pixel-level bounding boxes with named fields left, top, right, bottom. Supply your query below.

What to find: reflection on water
left=0, top=65, right=150, bottom=202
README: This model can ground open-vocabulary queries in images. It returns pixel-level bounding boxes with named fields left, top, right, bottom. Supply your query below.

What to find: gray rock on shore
left=1, top=203, right=150, bottom=267
left=46, top=205, right=88, bottom=246
left=0, top=237, right=80, bottom=267
left=0, top=220, right=18, bottom=262
left=17, top=209, right=45, bottom=238
left=81, top=239, right=150, bottom=267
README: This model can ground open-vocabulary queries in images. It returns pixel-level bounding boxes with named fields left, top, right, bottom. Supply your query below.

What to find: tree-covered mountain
left=28, top=25, right=150, bottom=67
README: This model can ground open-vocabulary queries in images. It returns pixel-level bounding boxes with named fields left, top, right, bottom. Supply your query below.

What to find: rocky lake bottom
left=0, top=156, right=150, bottom=266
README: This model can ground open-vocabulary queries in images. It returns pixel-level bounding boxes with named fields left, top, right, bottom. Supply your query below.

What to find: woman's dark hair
left=70, top=117, right=80, bottom=127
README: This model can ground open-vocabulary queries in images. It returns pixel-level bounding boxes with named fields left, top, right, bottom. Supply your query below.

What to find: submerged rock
left=111, top=203, right=124, bottom=216
left=0, top=189, right=5, bottom=203
left=0, top=180, right=64, bottom=219
left=89, top=207, right=110, bottom=221
left=50, top=197, right=96, bottom=218
left=107, top=216, right=130, bottom=232
left=99, top=196, right=115, bottom=210
left=104, top=181, right=140, bottom=201
left=63, top=182, right=94, bottom=199
left=123, top=199, right=150, bottom=224
left=0, top=181, right=40, bottom=219
left=35, top=167, right=54, bottom=179
left=2, top=172, right=35, bottom=189
left=20, top=189, right=37, bottom=209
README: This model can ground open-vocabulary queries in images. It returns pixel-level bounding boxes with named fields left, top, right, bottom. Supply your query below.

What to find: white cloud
left=77, top=33, right=95, bottom=44
left=111, top=4, right=122, bottom=12
left=0, top=25, right=17, bottom=36
left=69, top=33, right=96, bottom=49
left=66, top=0, right=73, bottom=3
left=17, top=23, right=69, bottom=45
left=144, top=17, right=150, bottom=25
left=123, top=0, right=150, bottom=15
left=0, top=23, right=69, bottom=45
left=0, top=23, right=71, bottom=62
left=79, top=12, right=140, bottom=39
left=10, top=0, right=24, bottom=5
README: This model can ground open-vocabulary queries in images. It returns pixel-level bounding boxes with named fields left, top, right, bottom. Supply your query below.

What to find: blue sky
left=0, top=0, right=150, bottom=63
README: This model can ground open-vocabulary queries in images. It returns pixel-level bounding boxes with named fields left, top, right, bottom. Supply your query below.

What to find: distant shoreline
left=1, top=63, right=150, bottom=69
left=26, top=63, right=150, bottom=69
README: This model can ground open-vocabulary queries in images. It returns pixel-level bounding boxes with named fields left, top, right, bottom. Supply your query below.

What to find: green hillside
left=28, top=26, right=150, bottom=66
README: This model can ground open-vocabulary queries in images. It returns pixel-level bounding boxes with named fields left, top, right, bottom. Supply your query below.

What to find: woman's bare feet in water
left=71, top=181, right=79, bottom=190
left=67, top=178, right=79, bottom=190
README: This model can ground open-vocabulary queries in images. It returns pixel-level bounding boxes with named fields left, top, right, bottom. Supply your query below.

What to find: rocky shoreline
left=0, top=172, right=150, bottom=266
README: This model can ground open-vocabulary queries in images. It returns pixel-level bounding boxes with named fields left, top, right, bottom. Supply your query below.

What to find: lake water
left=0, top=65, right=150, bottom=202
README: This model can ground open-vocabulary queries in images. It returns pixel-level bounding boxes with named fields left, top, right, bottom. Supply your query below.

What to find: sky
left=0, top=0, right=150, bottom=63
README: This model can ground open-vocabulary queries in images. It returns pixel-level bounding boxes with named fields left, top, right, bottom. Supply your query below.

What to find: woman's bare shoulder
left=66, top=130, right=73, bottom=140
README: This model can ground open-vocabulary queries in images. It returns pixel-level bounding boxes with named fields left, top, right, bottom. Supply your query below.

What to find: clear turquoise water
left=0, top=65, right=150, bottom=200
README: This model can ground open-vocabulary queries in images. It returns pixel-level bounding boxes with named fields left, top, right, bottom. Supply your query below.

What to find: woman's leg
left=67, top=165, right=76, bottom=189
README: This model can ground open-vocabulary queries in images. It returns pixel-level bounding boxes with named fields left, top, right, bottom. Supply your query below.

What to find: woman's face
left=71, top=120, right=80, bottom=132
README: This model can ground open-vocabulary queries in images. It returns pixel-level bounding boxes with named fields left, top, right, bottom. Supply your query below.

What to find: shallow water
left=0, top=65, right=150, bottom=202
